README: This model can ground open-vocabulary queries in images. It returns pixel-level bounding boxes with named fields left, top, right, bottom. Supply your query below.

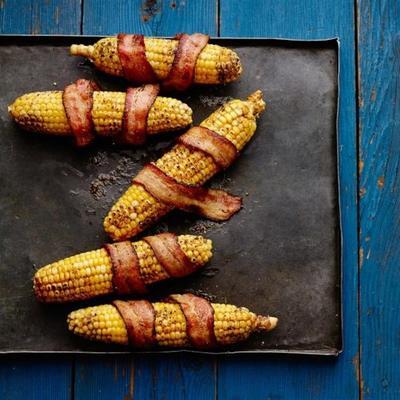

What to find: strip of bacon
left=117, top=34, right=158, bottom=84
left=168, top=294, right=217, bottom=349
left=104, top=241, right=148, bottom=295
left=113, top=300, right=155, bottom=348
left=133, top=164, right=242, bottom=221
left=178, top=126, right=238, bottom=170
left=162, top=33, right=209, bottom=91
left=62, top=79, right=99, bottom=147
left=121, top=84, right=160, bottom=144
left=143, top=233, right=197, bottom=278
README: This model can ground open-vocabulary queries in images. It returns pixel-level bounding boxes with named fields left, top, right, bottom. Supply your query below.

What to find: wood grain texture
left=358, top=0, right=400, bottom=398
left=82, top=0, right=217, bottom=36
left=219, top=1, right=359, bottom=399
left=0, top=0, right=81, bottom=34
left=0, top=357, right=72, bottom=400
left=74, top=355, right=215, bottom=400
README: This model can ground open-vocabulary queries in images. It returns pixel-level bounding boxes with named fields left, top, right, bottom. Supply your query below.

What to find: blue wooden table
left=0, top=1, right=397, bottom=398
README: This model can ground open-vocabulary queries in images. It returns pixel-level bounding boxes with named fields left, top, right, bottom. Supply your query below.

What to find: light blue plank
left=219, top=1, right=359, bottom=399
left=83, top=0, right=217, bottom=36
left=0, top=0, right=80, bottom=34
left=358, top=0, right=400, bottom=398
left=0, top=358, right=72, bottom=400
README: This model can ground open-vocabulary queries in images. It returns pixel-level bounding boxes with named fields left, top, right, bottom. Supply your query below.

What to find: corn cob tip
left=70, top=44, right=94, bottom=59
left=256, top=315, right=278, bottom=331
left=247, top=90, right=266, bottom=116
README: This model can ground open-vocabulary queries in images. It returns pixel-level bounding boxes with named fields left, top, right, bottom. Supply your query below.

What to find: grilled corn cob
left=67, top=298, right=278, bottom=348
left=70, top=37, right=242, bottom=85
left=104, top=90, right=266, bottom=241
left=8, top=91, right=192, bottom=137
left=34, top=235, right=212, bottom=303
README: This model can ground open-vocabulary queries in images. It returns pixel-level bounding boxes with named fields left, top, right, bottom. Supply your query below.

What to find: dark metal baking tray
left=0, top=36, right=340, bottom=355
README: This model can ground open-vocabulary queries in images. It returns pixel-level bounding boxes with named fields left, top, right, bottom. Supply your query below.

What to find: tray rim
left=0, top=35, right=342, bottom=357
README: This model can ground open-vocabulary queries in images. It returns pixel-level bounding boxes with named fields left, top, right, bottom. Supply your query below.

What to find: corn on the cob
left=104, top=90, right=266, bottom=241
left=67, top=297, right=278, bottom=348
left=34, top=235, right=212, bottom=303
left=70, top=37, right=242, bottom=85
left=8, top=91, right=192, bottom=137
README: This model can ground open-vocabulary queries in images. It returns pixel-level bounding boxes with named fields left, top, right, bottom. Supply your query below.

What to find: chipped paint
left=370, top=88, right=376, bottom=102
left=360, top=187, right=367, bottom=197
left=377, top=176, right=385, bottom=188
left=352, top=352, right=361, bottom=385
left=141, top=0, right=161, bottom=22
left=359, top=159, right=364, bottom=173
left=359, top=248, right=364, bottom=269
left=0, top=0, right=4, bottom=10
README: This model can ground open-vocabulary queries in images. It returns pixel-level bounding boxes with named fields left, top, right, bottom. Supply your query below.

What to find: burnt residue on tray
left=0, top=37, right=340, bottom=355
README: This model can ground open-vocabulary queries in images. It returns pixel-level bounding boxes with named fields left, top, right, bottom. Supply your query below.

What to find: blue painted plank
left=219, top=1, right=359, bottom=399
left=0, top=1, right=80, bottom=398
left=82, top=0, right=217, bottom=36
left=75, top=355, right=215, bottom=400
left=0, top=0, right=81, bottom=34
left=0, top=357, right=72, bottom=400
left=358, top=1, right=400, bottom=398
left=76, top=2, right=217, bottom=399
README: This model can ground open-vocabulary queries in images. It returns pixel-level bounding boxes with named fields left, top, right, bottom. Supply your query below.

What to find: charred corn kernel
left=8, top=91, right=70, bottom=135
left=104, top=91, right=266, bottom=240
left=70, top=38, right=242, bottom=84
left=153, top=302, right=189, bottom=347
left=8, top=91, right=192, bottom=137
left=68, top=304, right=128, bottom=345
left=34, top=235, right=212, bottom=302
left=67, top=300, right=278, bottom=347
left=92, top=92, right=192, bottom=137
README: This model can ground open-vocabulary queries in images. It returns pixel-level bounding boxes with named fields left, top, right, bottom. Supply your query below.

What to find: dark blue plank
left=75, top=355, right=215, bottom=400
left=0, top=357, right=72, bottom=400
left=76, top=2, right=217, bottom=398
left=358, top=1, right=400, bottom=398
left=82, top=0, right=217, bottom=36
left=0, top=1, right=80, bottom=398
left=219, top=1, right=359, bottom=399
left=0, top=0, right=80, bottom=34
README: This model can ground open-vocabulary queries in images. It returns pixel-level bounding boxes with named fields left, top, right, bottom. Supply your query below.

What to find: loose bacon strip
left=117, top=34, right=158, bottom=84
left=143, top=233, right=197, bottom=278
left=121, top=84, right=160, bottom=144
left=178, top=126, right=238, bottom=170
left=62, top=79, right=99, bottom=146
left=133, top=164, right=242, bottom=221
left=162, top=33, right=209, bottom=91
left=169, top=294, right=217, bottom=349
left=104, top=242, right=148, bottom=295
left=113, top=300, right=155, bottom=348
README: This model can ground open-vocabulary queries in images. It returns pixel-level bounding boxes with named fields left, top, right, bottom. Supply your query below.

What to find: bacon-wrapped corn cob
left=70, top=34, right=242, bottom=90
left=8, top=82, right=192, bottom=145
left=104, top=90, right=266, bottom=241
left=67, top=294, right=278, bottom=349
left=34, top=234, right=212, bottom=303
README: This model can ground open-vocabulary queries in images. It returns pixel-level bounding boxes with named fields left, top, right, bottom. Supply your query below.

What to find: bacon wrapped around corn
left=34, top=233, right=212, bottom=303
left=70, top=33, right=242, bottom=91
left=68, top=294, right=278, bottom=349
left=104, top=90, right=266, bottom=241
left=8, top=80, right=192, bottom=146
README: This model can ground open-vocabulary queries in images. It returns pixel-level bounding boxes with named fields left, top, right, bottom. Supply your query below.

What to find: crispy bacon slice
left=178, top=126, right=238, bottom=170
left=143, top=233, right=197, bottom=278
left=113, top=300, right=155, bottom=348
left=121, top=84, right=160, bottom=144
left=117, top=34, right=158, bottom=84
left=133, top=164, right=242, bottom=221
left=168, top=294, right=217, bottom=349
left=162, top=33, right=209, bottom=91
left=104, top=241, right=148, bottom=295
left=62, top=79, right=99, bottom=147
